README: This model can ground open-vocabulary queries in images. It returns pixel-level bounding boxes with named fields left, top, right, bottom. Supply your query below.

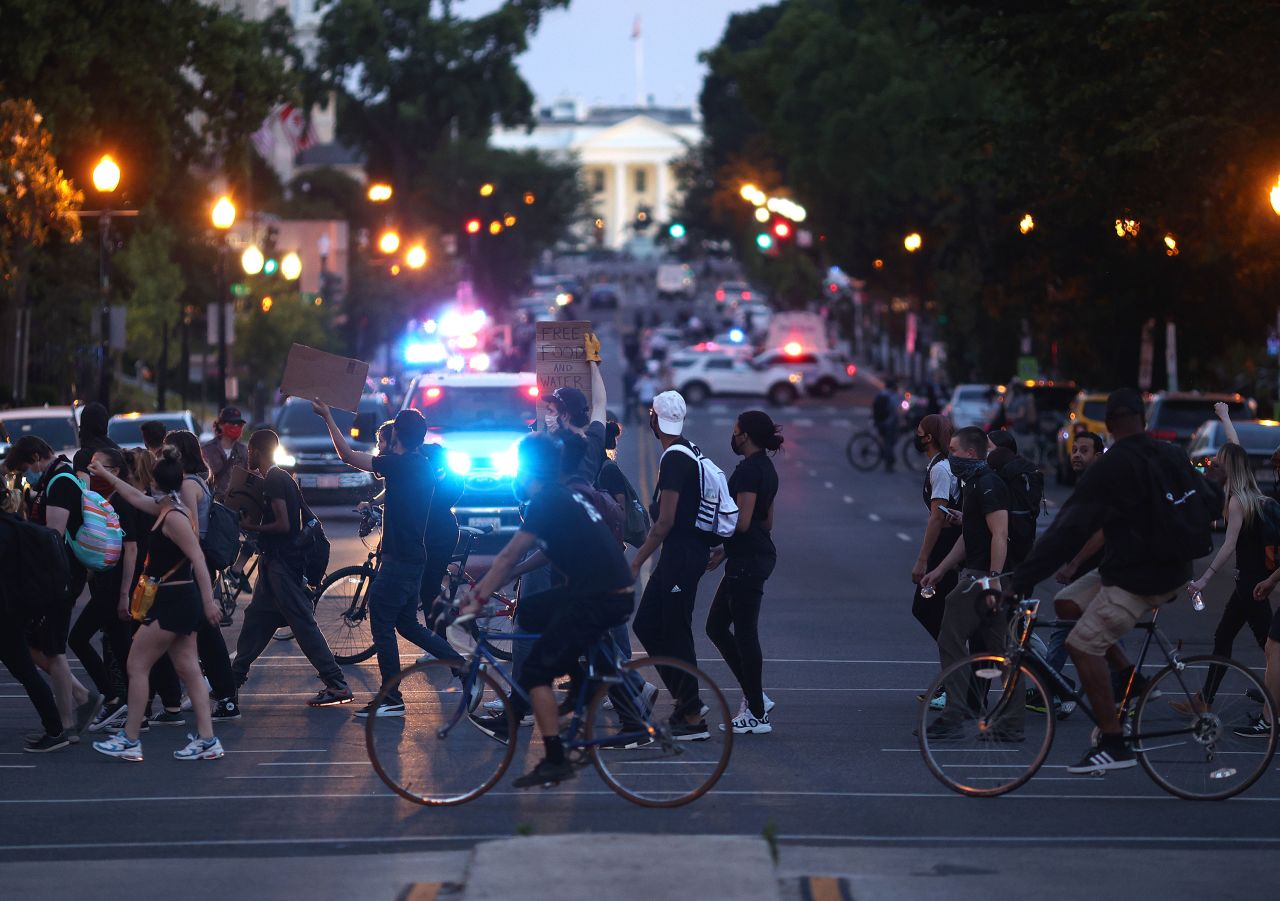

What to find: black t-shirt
left=960, top=465, right=1012, bottom=572
left=373, top=451, right=434, bottom=563
left=420, top=444, right=461, bottom=550
left=521, top=483, right=632, bottom=594
left=597, top=460, right=628, bottom=504
left=651, top=438, right=702, bottom=537
left=567, top=421, right=607, bottom=485
left=73, top=436, right=121, bottom=476
left=258, top=466, right=302, bottom=555
left=726, top=451, right=778, bottom=560
left=35, top=460, right=84, bottom=537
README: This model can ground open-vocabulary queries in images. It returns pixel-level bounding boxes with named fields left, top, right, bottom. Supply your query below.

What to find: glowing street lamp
left=92, top=155, right=121, bottom=194
left=1164, top=233, right=1179, bottom=257
left=1019, top=213, right=1035, bottom=235
left=405, top=245, right=428, bottom=269
left=754, top=207, right=770, bottom=223
left=241, top=245, right=265, bottom=275
left=367, top=182, right=393, bottom=202
left=903, top=232, right=922, bottom=252
left=479, top=182, right=495, bottom=197
left=488, top=220, right=503, bottom=235
left=1270, top=177, right=1280, bottom=216
left=281, top=251, right=302, bottom=280
left=211, top=196, right=236, bottom=230
left=378, top=229, right=401, bottom=254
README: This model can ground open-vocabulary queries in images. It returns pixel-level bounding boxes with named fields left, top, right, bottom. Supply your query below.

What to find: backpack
left=995, top=456, right=1044, bottom=562
left=202, top=501, right=241, bottom=571
left=2, top=515, right=72, bottom=613
left=1255, top=498, right=1280, bottom=572
left=598, top=461, right=652, bottom=548
left=46, top=472, right=124, bottom=572
left=568, top=477, right=625, bottom=546
left=290, top=488, right=330, bottom=590
left=660, top=442, right=739, bottom=545
left=1125, top=441, right=1214, bottom=563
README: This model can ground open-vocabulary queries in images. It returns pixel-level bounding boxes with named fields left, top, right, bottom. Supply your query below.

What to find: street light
left=367, top=182, right=393, bottom=203
left=488, top=220, right=503, bottom=235
left=1019, top=213, right=1035, bottom=235
left=1164, top=233, right=1179, bottom=257
left=754, top=207, right=770, bottom=223
left=465, top=219, right=482, bottom=235
left=904, top=232, right=922, bottom=252
left=1270, top=177, right=1280, bottom=216
left=281, top=251, right=302, bottom=281
left=405, top=245, right=428, bottom=269
left=92, top=155, right=121, bottom=193
left=211, top=196, right=236, bottom=230
left=523, top=192, right=536, bottom=205
left=210, top=194, right=235, bottom=408
left=92, top=155, right=121, bottom=405
left=480, top=183, right=495, bottom=197
left=503, top=213, right=517, bottom=227
left=378, top=229, right=401, bottom=254
left=241, top=245, right=265, bottom=275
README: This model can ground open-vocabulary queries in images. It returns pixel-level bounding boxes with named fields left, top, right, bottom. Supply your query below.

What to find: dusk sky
left=468, top=0, right=767, bottom=109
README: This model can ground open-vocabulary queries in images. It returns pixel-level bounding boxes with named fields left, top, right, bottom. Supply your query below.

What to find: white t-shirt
left=927, top=456, right=959, bottom=506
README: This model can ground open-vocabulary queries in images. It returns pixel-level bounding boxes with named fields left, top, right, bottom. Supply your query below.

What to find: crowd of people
left=0, top=332, right=787, bottom=789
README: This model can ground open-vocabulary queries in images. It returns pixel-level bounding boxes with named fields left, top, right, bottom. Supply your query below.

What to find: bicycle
left=311, top=508, right=517, bottom=664
left=918, top=578, right=1279, bottom=800
left=846, top=424, right=927, bottom=473
left=214, top=537, right=258, bottom=627
left=364, top=615, right=733, bottom=808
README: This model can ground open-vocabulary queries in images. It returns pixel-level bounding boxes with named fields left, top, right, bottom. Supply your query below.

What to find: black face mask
left=730, top=432, right=743, bottom=456
left=914, top=434, right=930, bottom=453
left=948, top=454, right=987, bottom=481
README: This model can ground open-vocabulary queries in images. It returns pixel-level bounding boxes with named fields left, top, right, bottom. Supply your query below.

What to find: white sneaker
left=763, top=693, right=775, bottom=714
left=733, top=694, right=776, bottom=717
left=93, top=731, right=144, bottom=761
left=723, top=710, right=772, bottom=734
left=483, top=698, right=505, bottom=713
left=174, top=733, right=225, bottom=760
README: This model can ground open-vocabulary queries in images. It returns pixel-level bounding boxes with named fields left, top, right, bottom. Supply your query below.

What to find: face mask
left=730, top=433, right=743, bottom=455
left=948, top=454, right=986, bottom=481
left=222, top=424, right=244, bottom=441
left=914, top=434, right=930, bottom=453
left=544, top=412, right=559, bottom=432
left=24, top=467, right=41, bottom=487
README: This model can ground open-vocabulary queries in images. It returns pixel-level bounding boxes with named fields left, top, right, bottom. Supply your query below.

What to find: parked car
left=656, top=263, right=696, bottom=300
left=271, top=394, right=392, bottom=502
left=1187, top=419, right=1280, bottom=477
left=942, top=384, right=1003, bottom=429
left=402, top=371, right=539, bottom=546
left=1146, top=391, right=1255, bottom=448
left=714, top=281, right=757, bottom=304
left=0, top=406, right=79, bottom=459
left=1054, top=391, right=1110, bottom=485
left=668, top=353, right=803, bottom=406
left=753, top=348, right=856, bottom=397
left=108, top=410, right=200, bottom=447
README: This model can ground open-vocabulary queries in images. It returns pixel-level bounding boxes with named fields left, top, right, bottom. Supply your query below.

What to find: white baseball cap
left=652, top=390, right=686, bottom=436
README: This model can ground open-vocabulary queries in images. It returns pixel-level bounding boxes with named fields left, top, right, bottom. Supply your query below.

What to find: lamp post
left=211, top=195, right=236, bottom=408
left=92, top=155, right=121, bottom=405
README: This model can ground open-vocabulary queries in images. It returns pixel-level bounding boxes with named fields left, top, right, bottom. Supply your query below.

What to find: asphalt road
left=2, top=279, right=1277, bottom=897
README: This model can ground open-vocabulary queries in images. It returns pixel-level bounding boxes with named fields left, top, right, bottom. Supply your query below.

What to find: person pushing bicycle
left=1008, top=389, right=1212, bottom=774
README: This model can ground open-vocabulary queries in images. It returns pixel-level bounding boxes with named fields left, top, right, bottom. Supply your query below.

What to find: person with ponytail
left=705, top=410, right=783, bottom=734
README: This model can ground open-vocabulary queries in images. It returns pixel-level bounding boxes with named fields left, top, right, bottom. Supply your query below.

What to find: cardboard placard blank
left=535, top=321, right=592, bottom=429
left=280, top=343, right=369, bottom=412
left=225, top=465, right=266, bottom=526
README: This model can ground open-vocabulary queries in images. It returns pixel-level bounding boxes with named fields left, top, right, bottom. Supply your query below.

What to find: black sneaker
left=211, top=698, right=241, bottom=721
left=924, top=713, right=967, bottom=741
left=468, top=713, right=513, bottom=744
left=89, top=700, right=128, bottom=733
left=669, top=719, right=710, bottom=741
left=74, top=692, right=104, bottom=735
left=1233, top=717, right=1273, bottom=738
left=308, top=686, right=354, bottom=708
left=512, top=757, right=576, bottom=789
left=1066, top=738, right=1136, bottom=774
left=151, top=710, right=186, bottom=726
left=598, top=723, right=654, bottom=749
left=1246, top=687, right=1266, bottom=705
left=354, top=701, right=405, bottom=718
left=24, top=731, right=74, bottom=753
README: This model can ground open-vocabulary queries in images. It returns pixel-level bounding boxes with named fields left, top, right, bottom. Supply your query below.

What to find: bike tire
left=470, top=594, right=517, bottom=661
left=845, top=432, right=883, bottom=472
left=1134, top=654, right=1279, bottom=801
left=586, top=656, right=733, bottom=808
left=313, top=565, right=378, bottom=665
left=918, top=653, right=1055, bottom=797
left=365, top=659, right=516, bottom=806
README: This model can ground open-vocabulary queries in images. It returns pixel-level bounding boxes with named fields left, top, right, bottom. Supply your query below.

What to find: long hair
left=919, top=414, right=953, bottom=456
left=1219, top=443, right=1265, bottom=527
left=163, top=430, right=209, bottom=479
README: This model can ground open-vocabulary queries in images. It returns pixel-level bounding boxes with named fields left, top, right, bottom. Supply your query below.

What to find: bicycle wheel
left=313, top=565, right=377, bottom=664
left=366, top=659, right=516, bottom=806
left=1134, top=655, right=1278, bottom=800
left=919, top=654, right=1055, bottom=797
left=899, top=435, right=929, bottom=472
left=471, top=595, right=516, bottom=661
left=586, top=656, right=733, bottom=808
left=845, top=432, right=883, bottom=472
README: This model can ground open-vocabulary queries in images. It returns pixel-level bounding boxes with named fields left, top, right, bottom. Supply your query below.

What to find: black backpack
left=995, top=456, right=1044, bottom=561
left=567, top=476, right=626, bottom=546
left=2, top=514, right=72, bottom=615
left=202, top=501, right=241, bottom=571
left=1128, top=441, right=1214, bottom=563
left=291, top=492, right=330, bottom=590
left=597, top=461, right=652, bottom=548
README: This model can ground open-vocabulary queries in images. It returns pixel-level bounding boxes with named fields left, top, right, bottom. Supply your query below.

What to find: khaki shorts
left=1057, top=571, right=1182, bottom=656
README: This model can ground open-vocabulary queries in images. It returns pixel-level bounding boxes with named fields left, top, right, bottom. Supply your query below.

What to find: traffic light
left=755, top=233, right=773, bottom=251
left=668, top=223, right=686, bottom=239
left=465, top=219, right=482, bottom=235
left=772, top=220, right=792, bottom=240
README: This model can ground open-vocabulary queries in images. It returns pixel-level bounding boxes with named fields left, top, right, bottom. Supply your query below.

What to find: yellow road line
left=398, top=883, right=442, bottom=901
left=801, top=875, right=852, bottom=901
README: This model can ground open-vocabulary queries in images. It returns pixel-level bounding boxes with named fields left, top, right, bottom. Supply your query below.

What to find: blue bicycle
left=363, top=622, right=734, bottom=808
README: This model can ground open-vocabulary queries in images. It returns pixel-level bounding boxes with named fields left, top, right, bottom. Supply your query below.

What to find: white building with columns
left=492, top=99, right=701, bottom=250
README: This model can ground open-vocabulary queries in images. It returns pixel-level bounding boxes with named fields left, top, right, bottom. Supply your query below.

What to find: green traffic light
left=264, top=258, right=279, bottom=275
left=668, top=223, right=686, bottom=239
left=755, top=233, right=773, bottom=250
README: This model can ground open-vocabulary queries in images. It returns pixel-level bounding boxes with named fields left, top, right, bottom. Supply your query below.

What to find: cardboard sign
left=535, top=320, right=592, bottom=428
left=225, top=465, right=265, bottom=526
left=280, top=343, right=369, bottom=413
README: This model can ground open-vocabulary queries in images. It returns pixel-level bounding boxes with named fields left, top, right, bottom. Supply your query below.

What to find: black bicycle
left=918, top=579, right=1278, bottom=800
left=846, top=423, right=928, bottom=473
left=214, top=537, right=257, bottom=627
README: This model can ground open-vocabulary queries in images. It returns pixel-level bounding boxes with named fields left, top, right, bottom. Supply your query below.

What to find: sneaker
left=151, top=710, right=186, bottom=726
left=74, top=692, right=104, bottom=735
left=308, top=686, right=354, bottom=708
left=1066, top=738, right=1136, bottom=774
left=512, top=757, right=576, bottom=789
left=93, top=732, right=144, bottom=762
left=89, top=701, right=128, bottom=733
left=598, top=724, right=655, bottom=748
left=669, top=719, right=710, bottom=741
left=1168, top=692, right=1210, bottom=717
left=211, top=698, right=242, bottom=721
left=1233, top=717, right=1273, bottom=738
left=1025, top=689, right=1050, bottom=715
left=354, top=701, right=405, bottom=718
left=924, top=713, right=968, bottom=741
left=24, top=731, right=74, bottom=753
left=929, top=691, right=947, bottom=711
left=1246, top=687, right=1266, bottom=705
left=1057, top=699, right=1078, bottom=720
left=173, top=733, right=225, bottom=760
left=179, top=696, right=192, bottom=712
left=469, top=713, right=513, bottom=743
left=482, top=697, right=506, bottom=714
left=722, top=710, right=772, bottom=734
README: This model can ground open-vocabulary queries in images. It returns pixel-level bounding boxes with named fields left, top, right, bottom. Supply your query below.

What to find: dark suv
left=271, top=394, right=392, bottom=503
left=1146, top=391, right=1254, bottom=449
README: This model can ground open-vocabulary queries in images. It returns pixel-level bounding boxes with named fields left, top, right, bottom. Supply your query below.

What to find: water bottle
left=920, top=585, right=936, bottom=599
left=1191, top=589, right=1205, bottom=612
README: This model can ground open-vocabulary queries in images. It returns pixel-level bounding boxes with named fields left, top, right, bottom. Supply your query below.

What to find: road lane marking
left=712, top=418, right=733, bottom=426
left=258, top=761, right=369, bottom=767
left=843, top=496, right=854, bottom=504
left=224, top=775, right=363, bottom=780
left=0, top=765, right=36, bottom=769
left=896, top=532, right=911, bottom=542
left=867, top=514, right=881, bottom=522
left=223, top=749, right=328, bottom=754
left=831, top=419, right=852, bottom=428
left=824, top=481, right=834, bottom=489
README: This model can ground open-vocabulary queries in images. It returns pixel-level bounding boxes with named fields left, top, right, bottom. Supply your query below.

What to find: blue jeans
left=370, top=557, right=464, bottom=704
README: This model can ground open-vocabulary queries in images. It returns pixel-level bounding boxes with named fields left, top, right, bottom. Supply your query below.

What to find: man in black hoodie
left=73, top=402, right=120, bottom=484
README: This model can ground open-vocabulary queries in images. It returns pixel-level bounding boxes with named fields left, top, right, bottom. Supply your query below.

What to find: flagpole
left=633, top=16, right=645, bottom=106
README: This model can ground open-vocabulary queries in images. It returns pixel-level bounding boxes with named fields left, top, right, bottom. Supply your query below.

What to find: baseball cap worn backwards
left=652, top=390, right=686, bottom=436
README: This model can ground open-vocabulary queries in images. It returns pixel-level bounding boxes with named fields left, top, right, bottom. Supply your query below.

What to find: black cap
left=548, top=386, right=590, bottom=425
left=1105, top=388, right=1145, bottom=420
left=217, top=406, right=246, bottom=424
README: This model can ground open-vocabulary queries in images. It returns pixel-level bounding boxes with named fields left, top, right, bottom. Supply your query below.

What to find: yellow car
left=1055, top=391, right=1109, bottom=485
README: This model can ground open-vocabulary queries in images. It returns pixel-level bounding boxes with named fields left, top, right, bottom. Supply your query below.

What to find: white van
left=656, top=263, right=696, bottom=300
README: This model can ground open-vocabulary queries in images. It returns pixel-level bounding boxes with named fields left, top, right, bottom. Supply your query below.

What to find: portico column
left=612, top=162, right=627, bottom=248
left=655, top=162, right=670, bottom=226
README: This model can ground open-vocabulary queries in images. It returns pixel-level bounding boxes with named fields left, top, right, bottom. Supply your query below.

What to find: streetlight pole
left=91, top=155, right=121, bottom=406
left=211, top=195, right=236, bottom=408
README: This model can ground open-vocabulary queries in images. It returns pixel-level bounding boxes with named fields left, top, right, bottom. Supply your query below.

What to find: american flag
left=632, top=15, right=641, bottom=40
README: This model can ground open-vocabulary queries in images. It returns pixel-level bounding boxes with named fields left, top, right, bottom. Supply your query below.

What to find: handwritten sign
left=280, top=343, right=369, bottom=413
left=535, top=320, right=592, bottom=428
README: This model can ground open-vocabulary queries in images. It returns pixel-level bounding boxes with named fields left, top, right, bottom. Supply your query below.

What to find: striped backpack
left=47, top=472, right=124, bottom=572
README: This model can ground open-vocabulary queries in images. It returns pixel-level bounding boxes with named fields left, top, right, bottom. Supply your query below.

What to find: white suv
left=0, top=406, right=80, bottom=458
left=753, top=348, right=856, bottom=398
left=669, top=354, right=803, bottom=406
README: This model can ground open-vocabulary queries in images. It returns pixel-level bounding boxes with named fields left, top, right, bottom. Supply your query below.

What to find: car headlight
left=274, top=444, right=296, bottom=467
left=493, top=444, right=520, bottom=478
left=446, top=449, right=472, bottom=475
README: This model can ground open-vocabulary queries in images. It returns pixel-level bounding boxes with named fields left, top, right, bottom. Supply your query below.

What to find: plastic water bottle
left=920, top=585, right=936, bottom=599
left=1191, top=590, right=1205, bottom=612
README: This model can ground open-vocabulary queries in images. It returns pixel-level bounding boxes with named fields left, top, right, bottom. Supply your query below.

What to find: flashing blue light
left=728, top=328, right=746, bottom=343
left=446, top=449, right=472, bottom=475
left=404, top=341, right=447, bottom=365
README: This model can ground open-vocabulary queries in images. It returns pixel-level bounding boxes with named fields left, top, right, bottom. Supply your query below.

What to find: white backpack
left=660, top=442, right=739, bottom=543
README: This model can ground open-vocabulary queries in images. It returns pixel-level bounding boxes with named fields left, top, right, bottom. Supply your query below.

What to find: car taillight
left=418, top=386, right=443, bottom=405
left=846, top=364, right=857, bottom=377
left=741, top=291, right=750, bottom=300
left=1150, top=429, right=1178, bottom=442
left=715, top=290, right=725, bottom=302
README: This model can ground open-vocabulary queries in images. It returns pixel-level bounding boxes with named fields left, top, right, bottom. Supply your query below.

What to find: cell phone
left=939, top=506, right=959, bottom=517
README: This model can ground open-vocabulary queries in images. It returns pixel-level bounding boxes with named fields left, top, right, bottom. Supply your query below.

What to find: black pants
left=68, top=570, right=133, bottom=701
left=515, top=587, right=633, bottom=693
left=705, top=557, right=772, bottom=717
left=1, top=608, right=63, bottom=736
left=633, top=537, right=710, bottom=717
left=1204, top=579, right=1273, bottom=700
left=913, top=528, right=960, bottom=641
left=419, top=540, right=456, bottom=634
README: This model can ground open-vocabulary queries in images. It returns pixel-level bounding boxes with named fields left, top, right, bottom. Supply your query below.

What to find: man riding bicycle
left=459, top=433, right=634, bottom=788
left=1010, top=389, right=1210, bottom=774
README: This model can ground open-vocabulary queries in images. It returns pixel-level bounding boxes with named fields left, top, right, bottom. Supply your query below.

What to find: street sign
left=230, top=282, right=250, bottom=298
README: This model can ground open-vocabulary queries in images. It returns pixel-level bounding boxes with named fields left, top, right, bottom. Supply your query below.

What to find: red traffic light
left=465, top=219, right=482, bottom=235
left=772, top=220, right=792, bottom=239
